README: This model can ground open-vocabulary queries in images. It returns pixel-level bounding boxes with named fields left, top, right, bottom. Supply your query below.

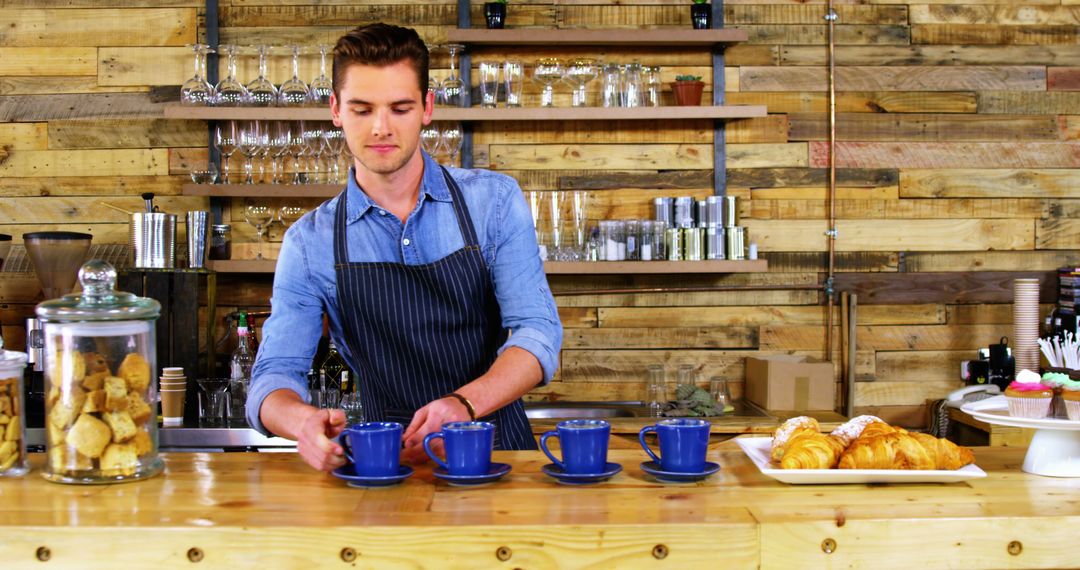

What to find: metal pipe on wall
left=823, top=0, right=839, bottom=364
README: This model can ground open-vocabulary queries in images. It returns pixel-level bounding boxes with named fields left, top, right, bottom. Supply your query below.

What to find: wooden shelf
left=164, top=105, right=765, bottom=122
left=207, top=259, right=766, bottom=274
left=447, top=28, right=749, bottom=46
left=183, top=184, right=340, bottom=197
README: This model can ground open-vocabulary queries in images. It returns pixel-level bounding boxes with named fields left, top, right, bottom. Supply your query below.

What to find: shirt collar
left=343, top=151, right=453, bottom=224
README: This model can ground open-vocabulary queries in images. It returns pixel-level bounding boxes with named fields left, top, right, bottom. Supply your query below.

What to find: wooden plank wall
left=3, top=0, right=1080, bottom=428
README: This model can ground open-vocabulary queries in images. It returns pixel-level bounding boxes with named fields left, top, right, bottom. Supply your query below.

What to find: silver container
left=185, top=211, right=209, bottom=269
left=706, top=196, right=723, bottom=227
left=696, top=200, right=708, bottom=228
left=706, top=226, right=725, bottom=260
left=723, top=196, right=739, bottom=228
left=653, top=197, right=674, bottom=228
left=665, top=228, right=683, bottom=261
left=674, top=197, right=695, bottom=229
left=130, top=212, right=176, bottom=269
left=727, top=226, right=747, bottom=260
left=683, top=227, right=704, bottom=261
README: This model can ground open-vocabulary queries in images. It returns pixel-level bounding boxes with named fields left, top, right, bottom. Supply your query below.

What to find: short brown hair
left=333, top=23, right=430, bottom=102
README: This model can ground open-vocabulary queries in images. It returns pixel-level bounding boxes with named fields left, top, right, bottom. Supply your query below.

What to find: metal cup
left=186, top=211, right=209, bottom=268
left=130, top=212, right=176, bottom=268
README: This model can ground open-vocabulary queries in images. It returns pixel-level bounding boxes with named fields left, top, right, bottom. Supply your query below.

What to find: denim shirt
left=246, top=152, right=563, bottom=435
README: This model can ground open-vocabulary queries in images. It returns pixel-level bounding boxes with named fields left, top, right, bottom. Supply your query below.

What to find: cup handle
left=638, top=426, right=661, bottom=464
left=340, top=434, right=353, bottom=464
left=423, top=432, right=449, bottom=471
left=539, top=431, right=563, bottom=471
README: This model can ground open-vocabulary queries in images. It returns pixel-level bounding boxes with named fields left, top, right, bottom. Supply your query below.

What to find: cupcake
left=1042, top=372, right=1072, bottom=418
left=1049, top=375, right=1080, bottom=421
left=1005, top=369, right=1053, bottom=419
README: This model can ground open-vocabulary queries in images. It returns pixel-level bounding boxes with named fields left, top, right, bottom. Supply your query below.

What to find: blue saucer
left=541, top=462, right=622, bottom=485
left=433, top=462, right=512, bottom=486
left=332, top=463, right=414, bottom=488
left=640, top=460, right=720, bottom=483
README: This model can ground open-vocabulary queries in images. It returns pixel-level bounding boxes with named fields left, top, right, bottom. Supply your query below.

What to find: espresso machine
left=22, top=232, right=93, bottom=429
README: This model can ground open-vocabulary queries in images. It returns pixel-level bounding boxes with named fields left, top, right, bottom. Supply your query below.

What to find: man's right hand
left=296, top=408, right=348, bottom=472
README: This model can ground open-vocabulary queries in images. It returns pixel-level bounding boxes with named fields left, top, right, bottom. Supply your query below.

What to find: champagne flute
left=244, top=204, right=274, bottom=260
left=278, top=45, right=311, bottom=107
left=215, top=120, right=239, bottom=184
left=246, top=45, right=278, bottom=107
left=181, top=44, right=214, bottom=106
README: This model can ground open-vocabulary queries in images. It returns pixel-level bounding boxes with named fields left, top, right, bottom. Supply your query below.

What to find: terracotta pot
left=671, top=80, right=705, bottom=106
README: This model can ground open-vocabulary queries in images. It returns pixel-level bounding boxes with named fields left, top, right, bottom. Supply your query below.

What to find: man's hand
left=401, top=397, right=471, bottom=464
left=296, top=408, right=348, bottom=472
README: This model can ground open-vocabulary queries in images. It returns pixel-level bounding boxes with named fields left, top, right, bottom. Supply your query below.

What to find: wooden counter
left=1, top=439, right=1075, bottom=569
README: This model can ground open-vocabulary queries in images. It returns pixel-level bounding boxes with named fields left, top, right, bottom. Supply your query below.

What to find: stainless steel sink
left=524, top=401, right=644, bottom=420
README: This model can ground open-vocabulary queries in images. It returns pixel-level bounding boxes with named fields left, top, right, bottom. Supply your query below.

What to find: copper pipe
left=552, top=283, right=824, bottom=297
left=824, top=0, right=839, bottom=361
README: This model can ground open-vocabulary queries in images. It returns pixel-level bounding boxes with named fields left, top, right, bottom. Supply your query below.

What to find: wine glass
left=420, top=122, right=442, bottom=158
left=439, top=43, right=465, bottom=107
left=440, top=122, right=463, bottom=167
left=308, top=44, right=333, bottom=105
left=246, top=45, right=278, bottom=107
left=266, top=121, right=292, bottom=184
left=278, top=205, right=306, bottom=228
left=237, top=120, right=266, bottom=184
left=278, top=45, right=311, bottom=107
left=181, top=44, right=214, bottom=106
left=189, top=160, right=218, bottom=184
left=534, top=58, right=564, bottom=107
left=244, top=203, right=274, bottom=260
left=565, top=58, right=598, bottom=107
left=287, top=120, right=306, bottom=184
left=214, top=120, right=239, bottom=184
left=213, top=45, right=251, bottom=106
left=321, top=125, right=346, bottom=183
left=300, top=122, right=324, bottom=183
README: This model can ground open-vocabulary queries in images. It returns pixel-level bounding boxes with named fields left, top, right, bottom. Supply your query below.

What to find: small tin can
left=653, top=197, right=674, bottom=228
left=683, top=227, right=705, bottom=261
left=665, top=228, right=684, bottom=261
left=706, top=226, right=725, bottom=260
left=727, top=226, right=747, bottom=260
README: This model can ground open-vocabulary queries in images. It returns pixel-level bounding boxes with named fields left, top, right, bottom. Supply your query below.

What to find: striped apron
left=332, top=166, right=536, bottom=450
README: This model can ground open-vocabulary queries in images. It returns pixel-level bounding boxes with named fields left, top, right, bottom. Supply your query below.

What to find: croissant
left=909, top=432, right=976, bottom=470
left=770, top=416, right=820, bottom=462
left=837, top=433, right=935, bottom=470
left=779, top=431, right=845, bottom=469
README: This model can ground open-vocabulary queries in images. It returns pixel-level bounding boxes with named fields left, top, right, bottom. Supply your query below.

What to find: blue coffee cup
left=639, top=418, right=710, bottom=473
left=340, top=422, right=403, bottom=477
left=540, top=419, right=610, bottom=475
left=423, top=421, right=495, bottom=476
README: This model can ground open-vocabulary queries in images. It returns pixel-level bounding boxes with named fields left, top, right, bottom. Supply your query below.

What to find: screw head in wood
left=496, top=546, right=513, bottom=561
left=187, top=547, right=204, bottom=563
left=1007, top=541, right=1023, bottom=556
left=340, top=547, right=357, bottom=563
left=652, top=544, right=669, bottom=559
left=35, top=546, right=51, bottom=562
left=821, top=538, right=837, bottom=554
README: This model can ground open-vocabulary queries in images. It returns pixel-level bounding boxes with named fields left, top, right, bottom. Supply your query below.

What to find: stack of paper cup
left=1013, top=279, right=1041, bottom=374
left=160, top=367, right=187, bottom=427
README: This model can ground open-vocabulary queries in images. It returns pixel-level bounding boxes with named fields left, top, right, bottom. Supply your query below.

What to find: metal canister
left=723, top=196, right=739, bottom=228
left=130, top=212, right=176, bottom=268
left=696, top=200, right=708, bottom=228
left=683, top=227, right=704, bottom=261
left=706, top=226, right=725, bottom=260
left=727, top=226, right=747, bottom=260
left=674, top=197, right=695, bottom=228
left=653, top=197, right=674, bottom=228
left=665, top=228, right=683, bottom=261
left=706, top=196, right=723, bottom=227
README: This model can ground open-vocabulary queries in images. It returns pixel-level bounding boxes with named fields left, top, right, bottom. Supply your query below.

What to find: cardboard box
left=745, top=355, right=835, bottom=411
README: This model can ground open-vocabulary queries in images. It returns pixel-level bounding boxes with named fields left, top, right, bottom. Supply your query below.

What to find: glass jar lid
left=35, top=259, right=161, bottom=322
left=0, top=337, right=27, bottom=372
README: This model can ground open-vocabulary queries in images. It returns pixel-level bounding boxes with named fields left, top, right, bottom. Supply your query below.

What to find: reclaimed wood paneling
left=912, top=25, right=1080, bottom=46
left=905, top=251, right=1080, bottom=272
left=727, top=5, right=907, bottom=25
left=0, top=76, right=146, bottom=96
left=781, top=45, right=1080, bottom=67
left=900, top=169, right=1080, bottom=198
left=747, top=186, right=900, bottom=200
left=0, top=149, right=167, bottom=177
left=488, top=143, right=807, bottom=170
left=0, top=48, right=96, bottom=75
left=833, top=272, right=1055, bottom=304
left=760, top=252, right=899, bottom=273
left=0, top=122, right=47, bottom=150
left=1048, top=67, right=1080, bottom=91
left=0, top=8, right=196, bottom=47
left=909, top=5, right=1080, bottom=25
left=875, top=350, right=970, bottom=383
left=749, top=198, right=1045, bottom=220
left=0, top=94, right=163, bottom=121
left=978, top=91, right=1080, bottom=114
left=0, top=175, right=182, bottom=197
left=598, top=304, right=942, bottom=328
left=740, top=66, right=1045, bottom=92
left=748, top=219, right=1033, bottom=252
left=726, top=91, right=978, bottom=114
left=741, top=25, right=909, bottom=46
left=788, top=113, right=1059, bottom=142
left=761, top=324, right=1007, bottom=351
left=1036, top=219, right=1080, bottom=250
left=98, top=47, right=188, bottom=87
left=856, top=380, right=963, bottom=406
left=811, top=141, right=1080, bottom=169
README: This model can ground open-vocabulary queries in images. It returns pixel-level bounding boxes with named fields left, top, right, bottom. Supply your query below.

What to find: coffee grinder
left=21, top=232, right=92, bottom=429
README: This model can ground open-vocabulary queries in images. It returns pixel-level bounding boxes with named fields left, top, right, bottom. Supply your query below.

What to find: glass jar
left=37, top=260, right=163, bottom=484
left=0, top=343, right=29, bottom=477
left=209, top=224, right=232, bottom=260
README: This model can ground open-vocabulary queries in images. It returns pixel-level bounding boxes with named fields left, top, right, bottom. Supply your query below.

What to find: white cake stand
left=962, top=395, right=1080, bottom=477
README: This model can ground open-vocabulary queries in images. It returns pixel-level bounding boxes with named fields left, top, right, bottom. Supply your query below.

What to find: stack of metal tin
left=653, top=196, right=747, bottom=261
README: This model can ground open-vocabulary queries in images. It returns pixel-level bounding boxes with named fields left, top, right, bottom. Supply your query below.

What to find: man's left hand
left=401, top=397, right=472, bottom=464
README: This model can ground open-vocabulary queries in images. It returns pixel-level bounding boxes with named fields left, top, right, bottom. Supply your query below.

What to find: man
left=247, top=23, right=562, bottom=471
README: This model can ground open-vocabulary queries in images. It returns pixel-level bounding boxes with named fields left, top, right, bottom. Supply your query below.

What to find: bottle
left=318, top=340, right=346, bottom=395
left=228, top=311, right=254, bottom=425
left=339, top=370, right=364, bottom=424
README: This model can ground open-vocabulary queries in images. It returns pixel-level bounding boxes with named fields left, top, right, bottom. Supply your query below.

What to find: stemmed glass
left=525, top=191, right=545, bottom=260
left=569, top=191, right=591, bottom=260
left=181, top=44, right=214, bottom=106
left=246, top=45, right=278, bottom=107
left=214, top=120, right=239, bottom=184
left=440, top=122, right=463, bottom=167
left=278, top=205, right=306, bottom=228
left=427, top=45, right=443, bottom=101
left=287, top=120, right=306, bottom=184
left=278, top=46, right=311, bottom=107
left=266, top=121, right=291, bottom=184
left=213, top=45, right=251, bottom=106
left=565, top=58, right=598, bottom=107
left=321, top=125, right=346, bottom=183
left=308, top=45, right=333, bottom=105
left=300, top=122, right=324, bottom=183
left=420, top=122, right=442, bottom=158
left=439, top=43, right=465, bottom=107
left=534, top=58, right=565, bottom=108
left=244, top=203, right=274, bottom=260
left=237, top=120, right=266, bottom=184
left=189, top=161, right=218, bottom=184
left=548, top=191, right=566, bottom=260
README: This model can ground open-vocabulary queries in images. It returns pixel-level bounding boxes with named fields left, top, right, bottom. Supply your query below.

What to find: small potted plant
left=691, top=0, right=712, bottom=30
left=484, top=0, right=507, bottom=29
left=671, top=74, right=705, bottom=106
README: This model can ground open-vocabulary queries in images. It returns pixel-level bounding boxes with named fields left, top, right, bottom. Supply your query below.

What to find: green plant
left=692, top=0, right=709, bottom=4
left=490, top=0, right=507, bottom=3
left=675, top=74, right=702, bottom=82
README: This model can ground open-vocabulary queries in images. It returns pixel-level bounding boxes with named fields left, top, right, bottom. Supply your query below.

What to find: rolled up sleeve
left=247, top=223, right=324, bottom=435
left=488, top=179, right=563, bottom=383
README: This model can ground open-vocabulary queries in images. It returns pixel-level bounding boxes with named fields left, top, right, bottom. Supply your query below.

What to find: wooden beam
left=832, top=271, right=1056, bottom=304
left=811, top=142, right=1080, bottom=169
left=0, top=8, right=196, bottom=47
left=0, top=94, right=164, bottom=122
left=741, top=66, right=1045, bottom=92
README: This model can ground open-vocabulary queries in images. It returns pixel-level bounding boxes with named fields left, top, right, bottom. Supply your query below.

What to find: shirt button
left=379, top=210, right=387, bottom=216
left=403, top=238, right=411, bottom=246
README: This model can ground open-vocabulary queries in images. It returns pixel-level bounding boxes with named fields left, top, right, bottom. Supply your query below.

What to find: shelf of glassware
left=445, top=28, right=749, bottom=46
left=183, top=184, right=340, bottom=198
left=206, top=259, right=767, bottom=274
left=163, top=105, right=766, bottom=122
